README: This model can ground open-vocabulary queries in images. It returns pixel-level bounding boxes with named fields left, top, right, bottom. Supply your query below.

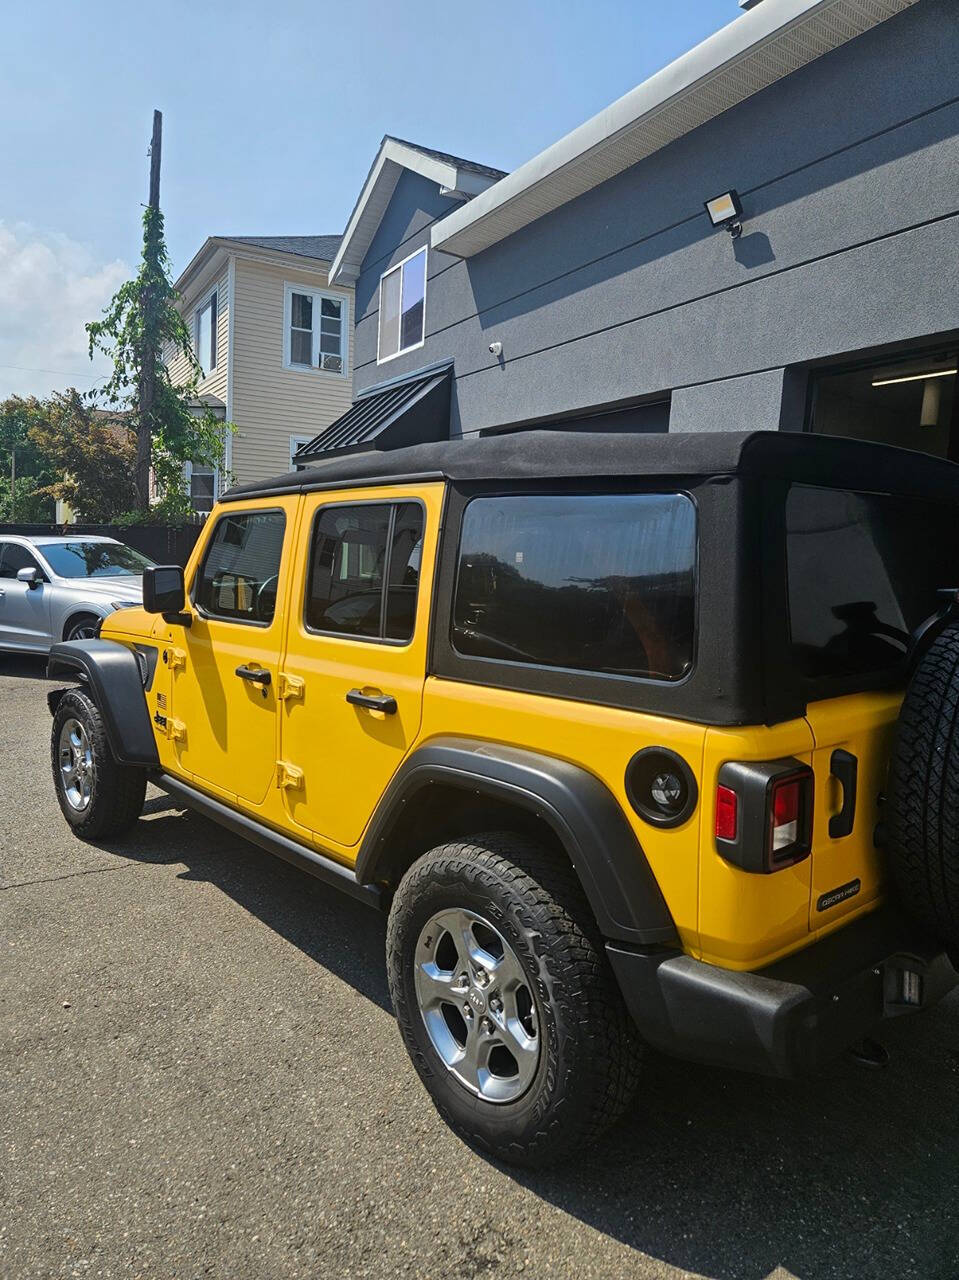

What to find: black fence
left=0, top=522, right=205, bottom=567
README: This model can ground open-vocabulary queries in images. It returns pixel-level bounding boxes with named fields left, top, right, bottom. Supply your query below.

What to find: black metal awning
left=294, top=367, right=451, bottom=463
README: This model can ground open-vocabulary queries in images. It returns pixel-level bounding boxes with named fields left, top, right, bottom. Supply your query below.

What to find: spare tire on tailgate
left=887, top=622, right=959, bottom=952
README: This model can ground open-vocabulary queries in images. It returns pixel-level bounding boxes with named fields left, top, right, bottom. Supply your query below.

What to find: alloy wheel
left=413, top=907, right=540, bottom=1103
left=67, top=622, right=98, bottom=641
left=58, top=718, right=94, bottom=811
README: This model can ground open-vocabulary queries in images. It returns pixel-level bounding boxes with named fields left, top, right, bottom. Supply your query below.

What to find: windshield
left=41, top=541, right=154, bottom=579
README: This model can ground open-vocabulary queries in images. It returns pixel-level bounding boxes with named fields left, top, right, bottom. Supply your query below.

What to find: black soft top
left=221, top=429, right=959, bottom=504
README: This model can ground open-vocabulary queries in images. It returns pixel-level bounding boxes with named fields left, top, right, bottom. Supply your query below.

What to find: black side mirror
left=143, top=564, right=186, bottom=616
left=16, top=566, right=41, bottom=589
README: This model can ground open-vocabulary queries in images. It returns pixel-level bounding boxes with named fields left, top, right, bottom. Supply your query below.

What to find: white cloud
left=0, top=221, right=131, bottom=400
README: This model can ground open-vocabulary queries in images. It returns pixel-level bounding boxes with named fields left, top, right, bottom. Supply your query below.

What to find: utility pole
left=136, top=109, right=162, bottom=510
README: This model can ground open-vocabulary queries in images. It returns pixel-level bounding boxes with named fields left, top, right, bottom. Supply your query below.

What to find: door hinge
left=166, top=647, right=186, bottom=671
left=158, top=716, right=186, bottom=742
left=277, top=673, right=305, bottom=701
left=276, top=761, right=304, bottom=790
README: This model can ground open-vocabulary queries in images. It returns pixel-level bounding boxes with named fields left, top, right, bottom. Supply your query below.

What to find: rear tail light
left=771, top=777, right=801, bottom=852
left=714, top=785, right=738, bottom=841
left=715, top=759, right=813, bottom=873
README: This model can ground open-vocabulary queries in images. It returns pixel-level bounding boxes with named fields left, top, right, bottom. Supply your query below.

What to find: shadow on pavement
left=96, top=800, right=959, bottom=1280
left=98, top=797, right=392, bottom=1014
left=516, top=997, right=959, bottom=1280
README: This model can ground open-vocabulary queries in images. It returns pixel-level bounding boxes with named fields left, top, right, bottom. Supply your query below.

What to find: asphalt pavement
left=2, top=652, right=958, bottom=1280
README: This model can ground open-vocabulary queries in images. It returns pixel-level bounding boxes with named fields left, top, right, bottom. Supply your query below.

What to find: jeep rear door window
left=305, top=501, right=424, bottom=642
left=786, top=484, right=957, bottom=680
left=194, top=509, right=286, bottom=624
left=451, top=493, right=696, bottom=680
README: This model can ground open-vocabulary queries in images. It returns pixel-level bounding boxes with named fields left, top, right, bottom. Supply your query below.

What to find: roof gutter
left=431, top=0, right=918, bottom=259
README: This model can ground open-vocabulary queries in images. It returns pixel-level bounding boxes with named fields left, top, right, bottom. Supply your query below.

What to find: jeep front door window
left=171, top=503, right=292, bottom=805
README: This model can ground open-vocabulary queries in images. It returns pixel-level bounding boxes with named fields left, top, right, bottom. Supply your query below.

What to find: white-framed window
left=283, top=284, right=349, bottom=375
left=377, top=246, right=427, bottom=364
left=290, top=434, right=313, bottom=470
left=194, top=291, right=217, bottom=378
left=186, top=461, right=217, bottom=513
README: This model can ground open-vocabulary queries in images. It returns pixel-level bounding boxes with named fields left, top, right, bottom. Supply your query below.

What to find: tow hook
left=847, top=1037, right=889, bottom=1069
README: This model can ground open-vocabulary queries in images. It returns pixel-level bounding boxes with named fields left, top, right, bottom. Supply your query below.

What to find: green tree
left=27, top=391, right=138, bottom=522
left=0, top=396, right=56, bottom=521
left=86, top=203, right=229, bottom=514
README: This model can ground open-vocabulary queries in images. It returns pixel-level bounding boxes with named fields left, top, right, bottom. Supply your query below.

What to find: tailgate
left=804, top=690, right=901, bottom=932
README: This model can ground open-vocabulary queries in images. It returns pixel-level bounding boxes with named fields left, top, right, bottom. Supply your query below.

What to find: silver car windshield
left=40, top=542, right=154, bottom=578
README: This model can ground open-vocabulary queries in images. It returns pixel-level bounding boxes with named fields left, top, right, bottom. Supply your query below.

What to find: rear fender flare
left=356, top=736, right=678, bottom=947
left=47, top=639, right=158, bottom=767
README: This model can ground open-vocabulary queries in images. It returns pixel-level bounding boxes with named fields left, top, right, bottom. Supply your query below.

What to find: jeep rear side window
left=305, top=501, right=424, bottom=642
left=194, top=510, right=286, bottom=624
left=451, top=493, right=696, bottom=681
left=786, top=484, right=957, bottom=680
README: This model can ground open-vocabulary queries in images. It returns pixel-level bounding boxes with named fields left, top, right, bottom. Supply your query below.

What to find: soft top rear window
left=786, top=484, right=959, bottom=682
left=451, top=492, right=696, bottom=682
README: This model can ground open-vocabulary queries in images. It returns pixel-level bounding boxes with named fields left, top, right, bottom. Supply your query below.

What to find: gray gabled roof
left=219, top=234, right=342, bottom=262
left=384, top=137, right=507, bottom=183
left=328, top=137, right=506, bottom=285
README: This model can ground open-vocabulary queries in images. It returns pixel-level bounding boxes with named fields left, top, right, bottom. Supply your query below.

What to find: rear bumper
left=607, top=907, right=957, bottom=1077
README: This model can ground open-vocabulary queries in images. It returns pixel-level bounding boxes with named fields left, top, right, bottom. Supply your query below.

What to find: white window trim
left=376, top=245, right=427, bottom=366
left=289, top=434, right=313, bottom=470
left=283, top=282, right=350, bottom=377
left=184, top=459, right=218, bottom=514
left=194, top=289, right=218, bottom=378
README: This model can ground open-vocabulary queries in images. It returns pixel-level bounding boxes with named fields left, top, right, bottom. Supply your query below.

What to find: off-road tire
left=51, top=688, right=146, bottom=840
left=887, top=623, right=959, bottom=952
left=386, top=833, right=642, bottom=1167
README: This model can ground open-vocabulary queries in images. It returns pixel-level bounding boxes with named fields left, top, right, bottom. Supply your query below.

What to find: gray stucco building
left=298, top=0, right=959, bottom=464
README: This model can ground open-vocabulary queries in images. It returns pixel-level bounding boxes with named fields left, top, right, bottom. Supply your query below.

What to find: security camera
left=488, top=341, right=503, bottom=357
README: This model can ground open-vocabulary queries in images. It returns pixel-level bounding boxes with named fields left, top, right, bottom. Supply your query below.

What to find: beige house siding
left=168, top=266, right=230, bottom=407
left=230, top=257, right=354, bottom=485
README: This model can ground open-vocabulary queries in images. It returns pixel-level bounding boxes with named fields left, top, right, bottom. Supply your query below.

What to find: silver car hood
left=59, top=575, right=144, bottom=599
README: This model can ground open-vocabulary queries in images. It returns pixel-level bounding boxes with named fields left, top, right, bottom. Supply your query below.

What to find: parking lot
left=2, top=653, right=958, bottom=1280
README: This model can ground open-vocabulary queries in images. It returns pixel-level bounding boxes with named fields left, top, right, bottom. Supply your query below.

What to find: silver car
left=0, top=535, right=153, bottom=653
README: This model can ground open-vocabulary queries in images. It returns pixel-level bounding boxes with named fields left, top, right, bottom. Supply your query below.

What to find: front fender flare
left=356, top=736, right=678, bottom=947
left=47, top=639, right=159, bottom=767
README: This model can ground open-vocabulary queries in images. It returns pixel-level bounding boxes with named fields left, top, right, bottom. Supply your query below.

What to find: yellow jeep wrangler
left=47, top=430, right=959, bottom=1166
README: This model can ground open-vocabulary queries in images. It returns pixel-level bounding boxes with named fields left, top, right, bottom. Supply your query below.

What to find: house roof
left=432, top=0, right=919, bottom=259
left=222, top=428, right=959, bottom=505
left=217, top=234, right=342, bottom=262
left=384, top=138, right=507, bottom=184
left=175, top=234, right=342, bottom=295
left=327, top=136, right=506, bottom=285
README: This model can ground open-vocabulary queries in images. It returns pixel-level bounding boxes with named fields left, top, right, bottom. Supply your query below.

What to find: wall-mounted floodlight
left=705, top=190, right=743, bottom=239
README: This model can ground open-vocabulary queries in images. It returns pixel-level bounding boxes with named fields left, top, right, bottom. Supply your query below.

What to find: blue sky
left=0, top=0, right=737, bottom=398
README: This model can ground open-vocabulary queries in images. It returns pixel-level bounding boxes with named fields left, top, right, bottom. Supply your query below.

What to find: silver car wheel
left=58, top=718, right=94, bottom=811
left=66, top=620, right=99, bottom=641
left=414, top=908, right=540, bottom=1104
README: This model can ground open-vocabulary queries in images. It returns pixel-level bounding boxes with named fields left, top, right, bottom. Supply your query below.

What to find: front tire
left=64, top=614, right=101, bottom=642
left=51, top=689, right=146, bottom=840
left=386, top=833, right=641, bottom=1167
